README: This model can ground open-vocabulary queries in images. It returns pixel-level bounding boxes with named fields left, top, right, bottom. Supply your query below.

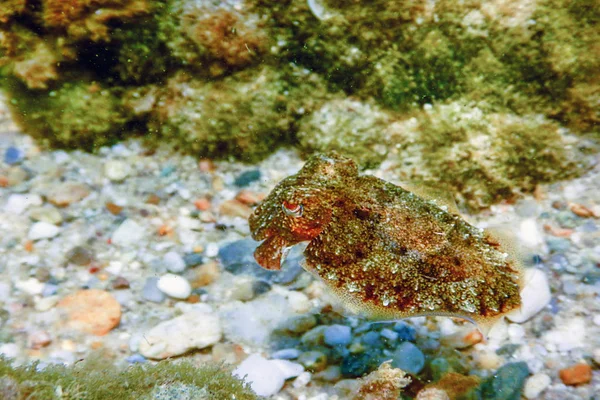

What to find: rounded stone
left=324, top=324, right=352, bottom=347
left=163, top=251, right=186, bottom=273
left=157, top=274, right=192, bottom=299
left=104, top=160, right=130, bottom=181
left=391, top=342, right=425, bottom=375
left=57, top=289, right=121, bottom=336
left=298, top=350, right=328, bottom=372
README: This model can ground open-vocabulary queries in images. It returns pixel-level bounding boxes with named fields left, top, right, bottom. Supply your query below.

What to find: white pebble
left=543, top=317, right=586, bottom=352
left=233, top=354, right=303, bottom=397
left=15, top=278, right=44, bottom=295
left=164, top=251, right=186, bottom=273
left=104, top=160, right=130, bottom=181
left=0, top=343, right=19, bottom=359
left=507, top=268, right=551, bottom=323
left=517, top=218, right=543, bottom=248
left=111, top=219, right=146, bottom=247
left=139, top=309, right=222, bottom=359
left=28, top=221, right=60, bottom=240
left=205, top=242, right=219, bottom=258
left=292, top=371, right=312, bottom=388
left=523, top=373, right=551, bottom=399
left=4, top=194, right=42, bottom=214
left=34, top=295, right=59, bottom=311
left=0, top=282, right=10, bottom=301
left=157, top=273, right=192, bottom=299
left=287, top=291, right=311, bottom=313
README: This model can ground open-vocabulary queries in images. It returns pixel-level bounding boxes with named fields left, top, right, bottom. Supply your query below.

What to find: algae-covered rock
left=297, top=98, right=393, bottom=168
left=5, top=78, right=127, bottom=150
left=395, top=101, right=589, bottom=210
left=141, top=65, right=330, bottom=162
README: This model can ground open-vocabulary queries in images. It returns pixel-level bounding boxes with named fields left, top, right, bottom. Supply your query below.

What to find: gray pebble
left=391, top=342, right=425, bottom=375
left=142, top=277, right=165, bottom=303
left=164, top=251, right=186, bottom=273
left=324, top=324, right=352, bottom=347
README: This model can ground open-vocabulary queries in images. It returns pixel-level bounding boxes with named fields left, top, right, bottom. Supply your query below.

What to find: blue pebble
left=479, top=362, right=529, bottom=400
left=271, top=348, right=301, bottom=360
left=324, top=324, right=352, bottom=347
left=234, top=169, right=261, bottom=187
left=183, top=252, right=204, bottom=267
left=341, top=350, right=382, bottom=378
left=4, top=146, right=24, bottom=165
left=159, top=165, right=176, bottom=177
left=361, top=331, right=381, bottom=347
left=126, top=354, right=147, bottom=364
left=546, top=237, right=571, bottom=253
left=392, top=321, right=417, bottom=342
left=42, top=283, right=58, bottom=297
left=380, top=328, right=399, bottom=342
left=142, top=277, right=165, bottom=303
left=391, top=342, right=425, bottom=375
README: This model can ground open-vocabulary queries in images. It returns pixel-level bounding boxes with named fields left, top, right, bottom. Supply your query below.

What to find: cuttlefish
left=248, top=152, right=524, bottom=334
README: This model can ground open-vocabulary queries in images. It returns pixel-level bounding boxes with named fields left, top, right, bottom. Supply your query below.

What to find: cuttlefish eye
left=282, top=201, right=303, bottom=217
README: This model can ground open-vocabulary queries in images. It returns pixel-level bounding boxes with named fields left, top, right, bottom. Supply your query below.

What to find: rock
left=28, top=221, right=60, bottom=240
left=441, top=326, right=483, bottom=349
left=218, top=239, right=303, bottom=284
left=272, top=348, right=302, bottom=360
left=233, top=353, right=303, bottom=397
left=163, top=251, right=186, bottom=273
left=15, top=278, right=45, bottom=295
left=4, top=146, right=24, bottom=165
left=391, top=342, right=425, bottom=375
left=341, top=349, right=383, bottom=378
left=27, top=330, right=52, bottom=349
left=111, top=276, right=130, bottom=289
left=234, top=169, right=261, bottom=187
left=138, top=307, right=222, bottom=359
left=506, top=268, right=551, bottom=323
left=380, top=328, right=399, bottom=342
left=480, top=362, right=529, bottom=400
left=183, top=252, right=204, bottom=268
left=28, top=206, right=63, bottom=225
left=314, top=365, right=342, bottom=382
left=523, top=373, right=551, bottom=399
left=4, top=194, right=42, bottom=214
left=157, top=273, right=192, bottom=299
left=65, top=246, right=94, bottom=265
left=111, top=219, right=146, bottom=247
left=283, top=314, right=318, bottom=334
left=142, top=277, right=165, bottom=303
left=393, top=321, right=417, bottom=341
left=57, top=289, right=121, bottom=335
left=219, top=199, right=253, bottom=218
left=416, top=388, right=450, bottom=400
left=559, top=363, right=592, bottom=386
left=301, top=325, right=328, bottom=346
left=191, top=261, right=220, bottom=287
left=46, top=182, right=90, bottom=207
left=544, top=317, right=586, bottom=352
left=0, top=282, right=10, bottom=300
left=0, top=343, right=19, bottom=359
left=430, top=358, right=451, bottom=381
left=125, top=354, right=146, bottom=364
left=104, top=160, right=130, bottom=181
left=324, top=324, right=353, bottom=347
left=298, top=350, right=328, bottom=372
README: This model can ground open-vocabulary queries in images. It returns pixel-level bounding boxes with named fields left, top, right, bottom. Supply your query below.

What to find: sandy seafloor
left=0, top=92, right=599, bottom=400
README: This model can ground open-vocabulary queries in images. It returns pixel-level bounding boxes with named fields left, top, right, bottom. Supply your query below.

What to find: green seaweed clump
left=396, top=101, right=588, bottom=210
left=0, top=355, right=257, bottom=400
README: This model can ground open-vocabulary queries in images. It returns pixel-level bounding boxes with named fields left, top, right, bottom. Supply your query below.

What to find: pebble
left=111, top=219, right=146, bottom=247
left=380, top=328, right=399, bottom=342
left=142, top=277, right=165, bottom=303
left=284, top=314, right=318, bottom=334
left=28, top=221, right=60, bottom=240
left=157, top=273, right=192, bottom=299
left=506, top=268, right=551, bottom=323
left=0, top=282, right=10, bottom=300
left=393, top=321, right=417, bottom=341
left=559, top=363, right=592, bottom=386
left=15, top=278, right=45, bottom=295
left=65, top=246, right=94, bottom=266
left=46, top=182, right=90, bottom=207
left=183, top=252, right=204, bottom=268
left=340, top=349, right=382, bottom=378
left=233, top=353, right=303, bottom=397
left=4, top=193, right=42, bottom=214
left=4, top=146, right=23, bottom=165
left=28, top=206, right=63, bottom=225
left=163, top=251, right=186, bottom=273
left=191, top=261, right=220, bottom=287
left=416, top=388, right=450, bottom=400
left=391, top=342, right=425, bottom=375
left=314, top=365, right=342, bottom=382
left=104, top=160, right=130, bottom=181
left=111, top=276, right=130, bottom=289
left=57, top=289, right=121, bottom=335
left=298, top=350, right=328, bottom=372
left=440, top=326, right=483, bottom=349
left=324, top=324, right=352, bottom=347
left=523, top=373, right=551, bottom=399
left=272, top=348, right=302, bottom=360
left=234, top=169, right=261, bottom=187
left=0, top=343, right=19, bottom=359
left=219, top=199, right=253, bottom=218
left=480, top=362, right=529, bottom=400
left=27, top=330, right=52, bottom=349
left=138, top=307, right=222, bottom=359
left=125, top=354, right=146, bottom=364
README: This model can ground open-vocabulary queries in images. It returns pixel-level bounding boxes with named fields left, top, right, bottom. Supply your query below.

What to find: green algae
left=0, top=355, right=257, bottom=400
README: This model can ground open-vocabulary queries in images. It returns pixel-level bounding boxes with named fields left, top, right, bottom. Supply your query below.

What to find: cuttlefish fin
left=400, top=182, right=461, bottom=215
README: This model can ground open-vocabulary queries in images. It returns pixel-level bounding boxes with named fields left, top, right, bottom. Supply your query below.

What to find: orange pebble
left=158, top=225, right=173, bottom=236
left=559, top=363, right=592, bottom=386
left=198, top=159, right=215, bottom=173
left=569, top=202, right=597, bottom=218
left=194, top=197, right=211, bottom=211
left=24, top=240, right=34, bottom=252
left=0, top=176, right=8, bottom=187
left=235, top=190, right=265, bottom=206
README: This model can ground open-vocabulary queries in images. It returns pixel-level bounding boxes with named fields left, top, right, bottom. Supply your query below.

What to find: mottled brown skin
left=249, top=153, right=523, bottom=331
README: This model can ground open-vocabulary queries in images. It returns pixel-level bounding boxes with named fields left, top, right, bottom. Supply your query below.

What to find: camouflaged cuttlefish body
left=249, top=153, right=523, bottom=333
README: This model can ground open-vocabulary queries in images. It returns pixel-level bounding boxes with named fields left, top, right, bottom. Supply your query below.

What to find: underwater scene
left=0, top=0, right=599, bottom=399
